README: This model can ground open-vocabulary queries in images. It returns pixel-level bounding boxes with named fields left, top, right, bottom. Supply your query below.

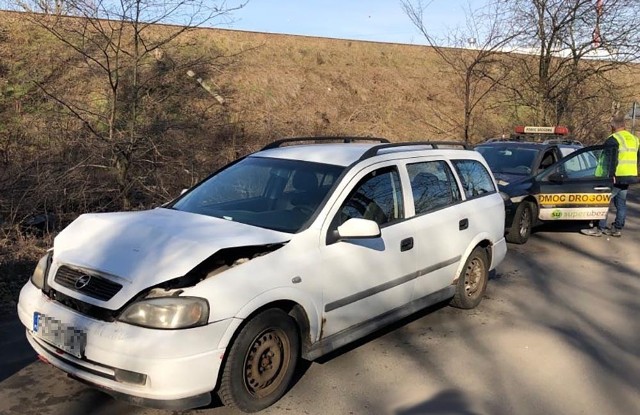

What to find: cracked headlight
left=31, top=251, right=52, bottom=289
left=118, top=297, right=209, bottom=329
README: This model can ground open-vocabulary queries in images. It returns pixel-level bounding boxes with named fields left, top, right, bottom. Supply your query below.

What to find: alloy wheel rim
left=519, top=208, right=530, bottom=238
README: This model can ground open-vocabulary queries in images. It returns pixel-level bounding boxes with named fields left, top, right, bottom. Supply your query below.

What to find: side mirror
left=336, top=218, right=381, bottom=239
left=547, top=172, right=565, bottom=183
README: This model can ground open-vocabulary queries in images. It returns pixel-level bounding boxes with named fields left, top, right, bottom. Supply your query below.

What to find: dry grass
left=3, top=11, right=638, bottom=148
left=1, top=10, right=640, bottom=310
left=0, top=230, right=52, bottom=320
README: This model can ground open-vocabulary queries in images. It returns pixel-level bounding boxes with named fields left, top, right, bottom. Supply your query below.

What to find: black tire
left=506, top=202, right=533, bottom=244
left=218, top=309, right=300, bottom=413
left=450, top=247, right=489, bottom=309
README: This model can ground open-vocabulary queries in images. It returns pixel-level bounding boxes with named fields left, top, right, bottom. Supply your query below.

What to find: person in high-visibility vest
left=582, top=112, right=639, bottom=237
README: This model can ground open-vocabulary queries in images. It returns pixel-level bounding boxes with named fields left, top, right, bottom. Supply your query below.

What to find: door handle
left=400, top=237, right=414, bottom=252
left=459, top=218, right=469, bottom=230
left=593, top=186, right=611, bottom=191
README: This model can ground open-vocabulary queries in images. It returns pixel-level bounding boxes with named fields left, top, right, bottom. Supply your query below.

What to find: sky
left=224, top=0, right=488, bottom=45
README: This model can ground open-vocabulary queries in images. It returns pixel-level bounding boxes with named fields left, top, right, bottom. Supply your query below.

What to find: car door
left=317, top=163, right=417, bottom=338
left=533, top=145, right=615, bottom=221
left=404, top=159, right=469, bottom=299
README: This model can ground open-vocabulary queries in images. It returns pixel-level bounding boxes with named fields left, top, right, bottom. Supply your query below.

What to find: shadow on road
left=395, top=389, right=478, bottom=415
left=0, top=312, right=36, bottom=382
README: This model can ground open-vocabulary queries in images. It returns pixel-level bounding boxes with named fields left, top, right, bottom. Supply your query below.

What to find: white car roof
left=253, top=144, right=377, bottom=166
left=253, top=143, right=478, bottom=167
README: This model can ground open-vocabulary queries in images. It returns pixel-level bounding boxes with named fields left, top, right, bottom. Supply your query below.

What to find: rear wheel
left=218, top=309, right=300, bottom=413
left=506, top=202, right=533, bottom=244
left=450, top=247, right=489, bottom=309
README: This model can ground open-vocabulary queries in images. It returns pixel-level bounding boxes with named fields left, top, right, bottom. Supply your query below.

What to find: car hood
left=51, top=208, right=291, bottom=308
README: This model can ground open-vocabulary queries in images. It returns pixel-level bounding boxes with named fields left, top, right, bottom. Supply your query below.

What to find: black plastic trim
left=261, top=136, right=390, bottom=150
left=358, top=141, right=470, bottom=161
left=31, top=334, right=117, bottom=381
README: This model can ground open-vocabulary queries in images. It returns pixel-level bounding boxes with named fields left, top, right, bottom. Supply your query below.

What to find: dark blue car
left=476, top=139, right=614, bottom=244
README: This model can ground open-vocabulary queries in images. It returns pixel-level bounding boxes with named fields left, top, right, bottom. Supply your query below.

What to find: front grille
left=54, top=266, right=123, bottom=301
left=44, top=288, right=118, bottom=321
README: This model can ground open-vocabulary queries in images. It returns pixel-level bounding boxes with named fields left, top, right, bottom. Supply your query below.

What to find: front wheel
left=506, top=202, right=533, bottom=244
left=218, top=309, right=300, bottom=413
left=450, top=247, right=489, bottom=309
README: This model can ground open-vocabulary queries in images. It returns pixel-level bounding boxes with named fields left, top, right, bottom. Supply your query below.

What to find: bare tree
left=402, top=0, right=521, bottom=143
left=15, top=0, right=247, bottom=208
left=504, top=0, right=640, bottom=129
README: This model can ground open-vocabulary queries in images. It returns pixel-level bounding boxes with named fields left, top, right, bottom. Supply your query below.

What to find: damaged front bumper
left=17, top=282, right=234, bottom=410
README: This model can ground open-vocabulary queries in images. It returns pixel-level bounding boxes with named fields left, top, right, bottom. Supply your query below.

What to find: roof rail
left=483, top=137, right=517, bottom=143
left=483, top=136, right=540, bottom=143
left=261, top=136, right=390, bottom=150
left=359, top=141, right=470, bottom=161
left=482, top=137, right=584, bottom=146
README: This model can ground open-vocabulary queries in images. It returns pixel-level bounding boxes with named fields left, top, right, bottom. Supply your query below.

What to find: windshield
left=171, top=156, right=344, bottom=233
left=476, top=146, right=539, bottom=175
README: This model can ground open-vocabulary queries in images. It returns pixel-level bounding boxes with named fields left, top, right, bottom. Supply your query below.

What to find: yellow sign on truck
left=537, top=193, right=611, bottom=206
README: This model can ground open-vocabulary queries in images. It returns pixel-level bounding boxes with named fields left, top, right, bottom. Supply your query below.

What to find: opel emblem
left=75, top=274, right=92, bottom=290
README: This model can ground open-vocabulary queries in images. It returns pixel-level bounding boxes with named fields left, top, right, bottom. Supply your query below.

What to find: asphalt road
left=1, top=192, right=639, bottom=415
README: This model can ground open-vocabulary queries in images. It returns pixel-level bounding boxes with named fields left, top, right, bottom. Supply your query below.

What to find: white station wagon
left=18, top=138, right=507, bottom=412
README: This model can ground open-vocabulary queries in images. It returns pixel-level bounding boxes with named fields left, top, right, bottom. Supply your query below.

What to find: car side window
left=452, top=160, right=496, bottom=199
left=338, top=166, right=404, bottom=226
left=538, top=150, right=557, bottom=170
left=563, top=154, right=586, bottom=173
left=545, top=147, right=613, bottom=180
left=407, top=161, right=461, bottom=214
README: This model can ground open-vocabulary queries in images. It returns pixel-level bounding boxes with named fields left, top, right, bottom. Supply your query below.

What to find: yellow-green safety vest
left=611, top=130, right=639, bottom=177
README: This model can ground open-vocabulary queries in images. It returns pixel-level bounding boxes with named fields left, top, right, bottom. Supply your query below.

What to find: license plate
left=32, top=312, right=87, bottom=359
